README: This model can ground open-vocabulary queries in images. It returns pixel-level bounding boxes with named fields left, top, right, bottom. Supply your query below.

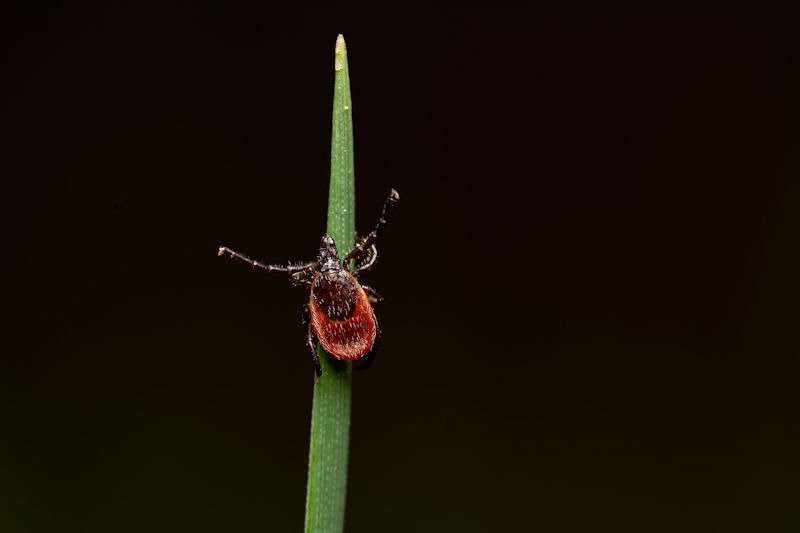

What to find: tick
left=218, top=189, right=400, bottom=377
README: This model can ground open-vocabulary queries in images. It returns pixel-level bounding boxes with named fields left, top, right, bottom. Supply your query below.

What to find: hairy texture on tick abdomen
left=309, top=271, right=377, bottom=361
left=312, top=271, right=359, bottom=320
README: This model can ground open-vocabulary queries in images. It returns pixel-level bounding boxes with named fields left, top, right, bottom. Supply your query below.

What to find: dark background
left=2, top=4, right=798, bottom=532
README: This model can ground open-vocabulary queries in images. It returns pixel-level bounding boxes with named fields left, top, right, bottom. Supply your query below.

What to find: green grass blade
left=304, top=34, right=354, bottom=533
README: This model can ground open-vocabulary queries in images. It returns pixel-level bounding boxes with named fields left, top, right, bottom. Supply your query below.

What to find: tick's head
left=318, top=235, right=341, bottom=272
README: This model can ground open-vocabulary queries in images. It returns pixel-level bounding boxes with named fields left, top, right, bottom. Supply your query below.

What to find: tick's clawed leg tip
left=390, top=189, right=400, bottom=200
left=217, top=246, right=226, bottom=257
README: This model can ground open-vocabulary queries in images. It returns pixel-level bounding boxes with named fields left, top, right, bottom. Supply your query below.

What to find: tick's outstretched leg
left=343, top=189, right=400, bottom=264
left=302, top=304, right=322, bottom=377
left=356, top=321, right=382, bottom=372
left=219, top=246, right=318, bottom=275
left=360, top=284, right=383, bottom=305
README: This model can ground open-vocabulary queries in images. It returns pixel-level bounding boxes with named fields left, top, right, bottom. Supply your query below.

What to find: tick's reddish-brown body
left=309, top=270, right=377, bottom=361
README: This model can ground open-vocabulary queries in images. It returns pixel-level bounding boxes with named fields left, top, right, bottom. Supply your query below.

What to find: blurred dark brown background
left=2, top=4, right=798, bottom=532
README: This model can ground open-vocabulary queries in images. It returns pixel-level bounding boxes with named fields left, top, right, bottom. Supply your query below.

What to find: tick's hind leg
left=302, top=304, right=322, bottom=377
left=360, top=284, right=384, bottom=306
left=306, top=326, right=321, bottom=378
left=355, top=321, right=382, bottom=372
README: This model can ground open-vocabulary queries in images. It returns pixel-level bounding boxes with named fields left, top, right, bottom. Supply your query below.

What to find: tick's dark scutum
left=312, top=272, right=359, bottom=320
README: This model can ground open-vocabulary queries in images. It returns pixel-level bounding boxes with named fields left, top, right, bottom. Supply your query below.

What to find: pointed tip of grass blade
left=335, top=34, right=347, bottom=71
